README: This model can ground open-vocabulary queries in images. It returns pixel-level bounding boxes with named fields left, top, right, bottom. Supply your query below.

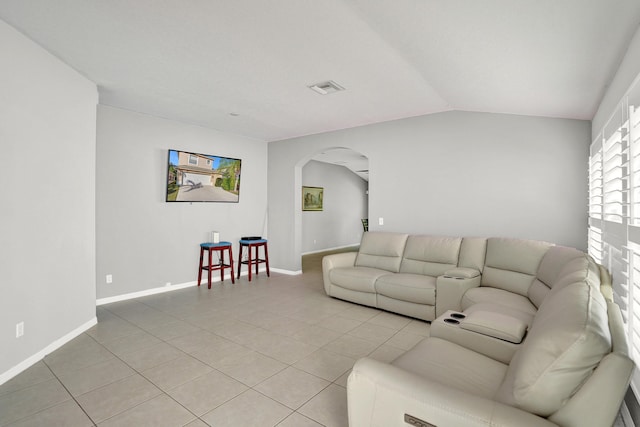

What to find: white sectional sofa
left=321, top=232, right=634, bottom=426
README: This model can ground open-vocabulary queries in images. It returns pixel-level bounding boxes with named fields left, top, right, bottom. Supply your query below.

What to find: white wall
left=96, top=106, right=268, bottom=299
left=0, top=19, right=98, bottom=381
left=268, top=111, right=590, bottom=272
left=593, top=26, right=640, bottom=137
left=301, top=160, right=367, bottom=253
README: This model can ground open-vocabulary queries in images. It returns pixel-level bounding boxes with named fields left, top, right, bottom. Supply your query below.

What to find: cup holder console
left=441, top=312, right=466, bottom=325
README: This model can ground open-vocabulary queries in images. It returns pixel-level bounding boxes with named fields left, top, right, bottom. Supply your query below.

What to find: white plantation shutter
left=628, top=244, right=640, bottom=392
left=603, top=106, right=625, bottom=223
left=588, top=225, right=603, bottom=264
left=630, top=83, right=640, bottom=226
left=590, top=77, right=640, bottom=396
left=629, top=248, right=640, bottom=358
left=589, top=137, right=603, bottom=220
left=589, top=134, right=604, bottom=265
left=628, top=82, right=640, bottom=394
left=606, top=238, right=628, bottom=318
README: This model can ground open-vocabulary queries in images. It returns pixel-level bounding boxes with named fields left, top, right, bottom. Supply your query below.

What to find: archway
left=295, top=147, right=369, bottom=271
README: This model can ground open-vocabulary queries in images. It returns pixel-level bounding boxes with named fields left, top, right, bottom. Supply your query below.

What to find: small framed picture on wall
left=302, top=186, right=323, bottom=211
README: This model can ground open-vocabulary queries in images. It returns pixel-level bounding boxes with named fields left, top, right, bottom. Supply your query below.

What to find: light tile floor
left=0, top=249, right=628, bottom=426
left=0, top=249, right=430, bottom=426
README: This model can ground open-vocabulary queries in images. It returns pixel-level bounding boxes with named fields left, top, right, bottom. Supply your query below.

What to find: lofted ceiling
left=1, top=0, right=640, bottom=144
left=312, top=148, right=370, bottom=181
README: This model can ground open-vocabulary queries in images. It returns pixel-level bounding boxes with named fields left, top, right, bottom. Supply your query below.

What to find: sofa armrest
left=549, top=352, right=633, bottom=427
left=348, top=357, right=557, bottom=427
left=322, top=252, right=358, bottom=295
left=435, top=274, right=481, bottom=317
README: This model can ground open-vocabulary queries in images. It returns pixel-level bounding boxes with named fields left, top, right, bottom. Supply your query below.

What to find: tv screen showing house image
left=166, top=149, right=241, bottom=202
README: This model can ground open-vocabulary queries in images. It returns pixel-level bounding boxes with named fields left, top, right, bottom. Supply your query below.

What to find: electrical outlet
left=165, top=282, right=171, bottom=287
left=16, top=322, right=24, bottom=338
left=378, top=217, right=384, bottom=226
left=313, top=239, right=317, bottom=245
left=106, top=274, right=113, bottom=284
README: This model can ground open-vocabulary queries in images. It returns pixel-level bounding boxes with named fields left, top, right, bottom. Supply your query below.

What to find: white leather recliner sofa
left=323, top=232, right=486, bottom=321
left=322, top=232, right=634, bottom=426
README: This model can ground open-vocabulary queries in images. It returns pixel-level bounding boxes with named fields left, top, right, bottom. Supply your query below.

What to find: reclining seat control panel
left=404, top=414, right=436, bottom=427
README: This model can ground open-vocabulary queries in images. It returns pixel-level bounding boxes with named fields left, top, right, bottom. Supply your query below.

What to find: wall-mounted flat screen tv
left=166, top=149, right=241, bottom=203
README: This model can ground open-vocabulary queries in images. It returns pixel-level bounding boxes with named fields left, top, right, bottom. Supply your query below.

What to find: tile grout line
left=40, top=358, right=99, bottom=427
left=93, top=304, right=328, bottom=426
left=80, top=330, right=204, bottom=426
left=38, top=249, right=423, bottom=426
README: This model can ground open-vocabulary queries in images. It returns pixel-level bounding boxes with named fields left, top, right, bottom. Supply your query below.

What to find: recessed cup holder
left=444, top=318, right=460, bottom=325
left=450, top=313, right=466, bottom=319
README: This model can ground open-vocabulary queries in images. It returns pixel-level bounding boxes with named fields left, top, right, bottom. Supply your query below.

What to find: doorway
left=300, top=148, right=369, bottom=269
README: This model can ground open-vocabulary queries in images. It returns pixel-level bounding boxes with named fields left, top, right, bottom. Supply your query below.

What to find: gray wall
left=96, top=106, right=268, bottom=299
left=268, top=110, right=591, bottom=272
left=301, top=160, right=368, bottom=254
left=0, top=19, right=98, bottom=379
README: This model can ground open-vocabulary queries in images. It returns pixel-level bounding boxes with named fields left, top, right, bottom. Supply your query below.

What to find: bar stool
left=237, top=239, right=269, bottom=282
left=198, top=241, right=235, bottom=288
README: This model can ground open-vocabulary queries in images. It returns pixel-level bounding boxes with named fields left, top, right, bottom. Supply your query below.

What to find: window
left=630, top=85, right=640, bottom=226
left=189, top=154, right=198, bottom=165
left=590, top=76, right=640, bottom=397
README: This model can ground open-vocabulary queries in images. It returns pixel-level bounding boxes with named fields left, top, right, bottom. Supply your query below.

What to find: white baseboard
left=270, top=268, right=302, bottom=275
left=0, top=316, right=97, bottom=386
left=302, top=243, right=359, bottom=256
left=96, top=267, right=271, bottom=306
left=97, top=281, right=197, bottom=305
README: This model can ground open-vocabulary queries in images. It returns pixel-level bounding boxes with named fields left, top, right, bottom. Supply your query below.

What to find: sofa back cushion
left=528, top=246, right=591, bottom=308
left=495, top=266, right=611, bottom=417
left=400, top=236, right=462, bottom=276
left=458, top=237, right=488, bottom=272
left=355, top=232, right=409, bottom=273
left=481, top=238, right=552, bottom=296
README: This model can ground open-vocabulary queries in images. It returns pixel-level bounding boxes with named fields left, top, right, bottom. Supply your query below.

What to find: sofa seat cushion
left=462, top=287, right=538, bottom=316
left=375, top=273, right=437, bottom=305
left=392, top=337, right=508, bottom=399
left=329, top=267, right=389, bottom=293
left=464, top=302, right=536, bottom=328
left=460, top=310, right=528, bottom=344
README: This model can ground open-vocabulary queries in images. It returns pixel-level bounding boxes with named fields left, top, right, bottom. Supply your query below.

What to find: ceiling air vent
left=308, top=80, right=345, bottom=95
